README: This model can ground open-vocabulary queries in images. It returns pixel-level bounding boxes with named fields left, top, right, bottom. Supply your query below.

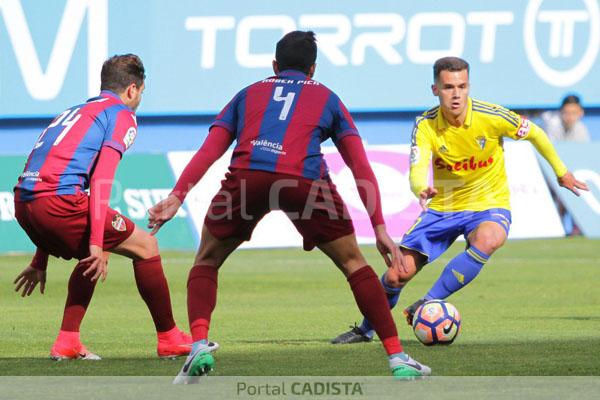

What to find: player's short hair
left=561, top=94, right=583, bottom=109
left=100, top=54, right=145, bottom=93
left=433, top=57, right=470, bottom=81
left=275, top=31, right=317, bottom=74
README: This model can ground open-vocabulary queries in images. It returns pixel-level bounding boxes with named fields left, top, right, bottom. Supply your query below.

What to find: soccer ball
left=412, top=300, right=461, bottom=346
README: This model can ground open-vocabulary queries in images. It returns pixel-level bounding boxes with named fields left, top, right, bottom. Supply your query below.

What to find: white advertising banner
left=167, top=141, right=563, bottom=249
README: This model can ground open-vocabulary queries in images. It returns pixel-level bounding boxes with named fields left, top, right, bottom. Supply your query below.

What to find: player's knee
left=343, top=240, right=368, bottom=265
left=383, top=273, right=405, bottom=288
left=384, top=264, right=415, bottom=288
left=327, top=244, right=366, bottom=270
left=148, top=234, right=159, bottom=251
left=385, top=255, right=419, bottom=286
left=138, top=232, right=159, bottom=259
left=471, top=229, right=504, bottom=253
left=394, top=270, right=416, bottom=286
left=194, top=246, right=224, bottom=268
left=341, top=252, right=368, bottom=272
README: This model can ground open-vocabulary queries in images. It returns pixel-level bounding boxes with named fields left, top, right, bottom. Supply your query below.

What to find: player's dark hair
left=561, top=94, right=582, bottom=109
left=275, top=31, right=317, bottom=74
left=433, top=57, right=470, bottom=81
left=100, top=54, right=145, bottom=93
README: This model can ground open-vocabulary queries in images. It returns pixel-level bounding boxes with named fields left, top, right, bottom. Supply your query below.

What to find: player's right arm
left=13, top=248, right=48, bottom=297
left=409, top=119, right=437, bottom=210
left=148, top=92, right=240, bottom=234
left=147, top=126, right=234, bottom=234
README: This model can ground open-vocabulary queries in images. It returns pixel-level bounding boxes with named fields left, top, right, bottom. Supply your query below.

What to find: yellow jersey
left=409, top=98, right=567, bottom=212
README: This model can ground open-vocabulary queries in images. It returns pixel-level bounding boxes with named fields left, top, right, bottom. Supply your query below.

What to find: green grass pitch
left=1, top=238, right=599, bottom=376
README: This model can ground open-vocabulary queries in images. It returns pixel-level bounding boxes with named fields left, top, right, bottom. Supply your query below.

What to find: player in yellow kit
left=332, top=57, right=588, bottom=344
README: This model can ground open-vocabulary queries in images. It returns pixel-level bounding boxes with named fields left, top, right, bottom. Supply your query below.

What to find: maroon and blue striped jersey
left=211, top=70, right=359, bottom=180
left=14, top=91, right=137, bottom=201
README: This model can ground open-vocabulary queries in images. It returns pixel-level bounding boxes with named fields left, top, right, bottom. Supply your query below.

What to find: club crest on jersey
left=112, top=214, right=127, bottom=232
left=517, top=117, right=530, bottom=138
left=410, top=146, right=420, bottom=164
left=476, top=136, right=486, bottom=150
left=123, top=127, right=137, bottom=149
left=438, top=145, right=449, bottom=154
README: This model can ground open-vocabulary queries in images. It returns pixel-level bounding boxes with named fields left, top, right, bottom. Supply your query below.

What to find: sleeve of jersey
left=500, top=112, right=568, bottom=177
left=409, top=121, right=432, bottom=197
left=523, top=121, right=568, bottom=177
left=336, top=135, right=385, bottom=227
left=210, top=92, right=240, bottom=133
left=170, top=126, right=235, bottom=203
left=103, top=109, right=138, bottom=155
left=331, top=97, right=360, bottom=143
left=89, top=146, right=121, bottom=247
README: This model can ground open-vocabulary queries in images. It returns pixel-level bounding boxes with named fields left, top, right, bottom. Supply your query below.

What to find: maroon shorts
left=204, top=168, right=355, bottom=250
left=14, top=192, right=135, bottom=260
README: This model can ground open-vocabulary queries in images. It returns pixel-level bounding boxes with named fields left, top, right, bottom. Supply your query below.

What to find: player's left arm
left=331, top=95, right=401, bottom=268
left=85, top=145, right=121, bottom=282
left=336, top=135, right=385, bottom=228
left=329, top=96, right=385, bottom=226
left=82, top=110, right=138, bottom=282
left=507, top=115, right=589, bottom=196
left=334, top=133, right=400, bottom=269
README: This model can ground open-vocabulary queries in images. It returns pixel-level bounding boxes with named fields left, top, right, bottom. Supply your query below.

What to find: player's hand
left=103, top=251, right=111, bottom=266
left=374, top=225, right=401, bottom=269
left=418, top=187, right=438, bottom=211
left=148, top=194, right=182, bottom=235
left=558, top=171, right=589, bottom=196
left=79, top=244, right=107, bottom=282
left=13, top=265, right=46, bottom=297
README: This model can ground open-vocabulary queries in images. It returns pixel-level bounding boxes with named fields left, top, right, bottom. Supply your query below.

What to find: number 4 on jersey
left=273, top=86, right=296, bottom=121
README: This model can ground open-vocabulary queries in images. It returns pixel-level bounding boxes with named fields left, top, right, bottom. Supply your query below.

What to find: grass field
left=1, top=238, right=599, bottom=376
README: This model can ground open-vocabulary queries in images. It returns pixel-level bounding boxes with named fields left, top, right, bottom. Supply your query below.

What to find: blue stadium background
left=1, top=0, right=599, bottom=243
left=2, top=0, right=600, bottom=152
